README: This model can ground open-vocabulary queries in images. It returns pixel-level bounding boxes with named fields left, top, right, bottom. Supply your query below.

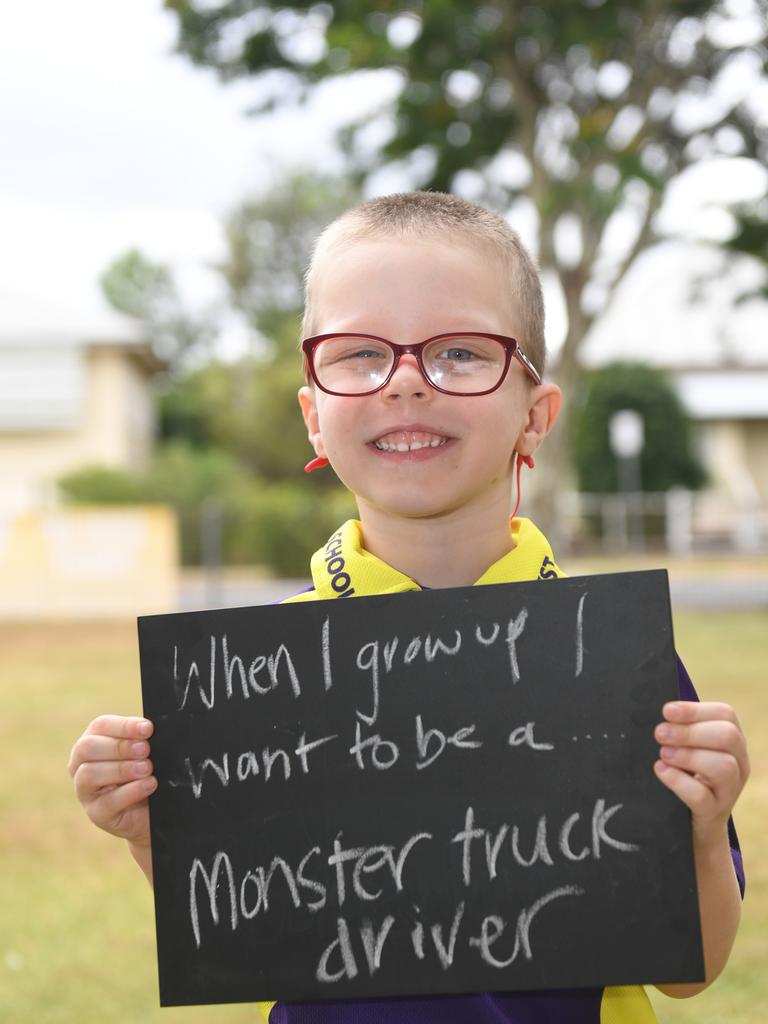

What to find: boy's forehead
left=310, top=234, right=520, bottom=336
left=317, top=231, right=494, bottom=274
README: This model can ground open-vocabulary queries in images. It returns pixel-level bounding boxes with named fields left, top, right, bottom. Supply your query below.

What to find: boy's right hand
left=68, top=715, right=157, bottom=849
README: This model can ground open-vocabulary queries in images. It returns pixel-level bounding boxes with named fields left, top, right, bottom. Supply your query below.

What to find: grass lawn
left=0, top=610, right=765, bottom=1023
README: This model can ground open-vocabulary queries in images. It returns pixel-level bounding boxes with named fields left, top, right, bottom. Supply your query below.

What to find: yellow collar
left=283, top=518, right=565, bottom=604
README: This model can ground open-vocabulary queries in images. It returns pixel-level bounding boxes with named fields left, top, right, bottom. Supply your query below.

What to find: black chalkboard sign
left=138, top=570, right=704, bottom=1007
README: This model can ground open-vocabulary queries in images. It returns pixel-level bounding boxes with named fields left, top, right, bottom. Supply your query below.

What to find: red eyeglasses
left=302, top=332, right=542, bottom=397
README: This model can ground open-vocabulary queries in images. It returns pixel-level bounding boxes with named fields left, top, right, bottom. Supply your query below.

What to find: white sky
left=1, top=0, right=766, bottom=360
left=0, top=0, right=394, bottom=333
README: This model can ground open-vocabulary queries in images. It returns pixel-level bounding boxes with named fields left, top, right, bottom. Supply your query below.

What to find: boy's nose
left=381, top=353, right=432, bottom=400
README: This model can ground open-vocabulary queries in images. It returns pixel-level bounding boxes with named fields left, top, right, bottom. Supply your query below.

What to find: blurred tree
left=58, top=444, right=356, bottom=573
left=573, top=361, right=706, bottom=493
left=223, top=171, right=359, bottom=352
left=727, top=199, right=768, bottom=298
left=163, top=0, right=768, bottom=526
left=100, top=249, right=217, bottom=365
left=156, top=174, right=360, bottom=479
left=102, top=175, right=359, bottom=481
left=95, top=175, right=365, bottom=571
left=156, top=355, right=316, bottom=480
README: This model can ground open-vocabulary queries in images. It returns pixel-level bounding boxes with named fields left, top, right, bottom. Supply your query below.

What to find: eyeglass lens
left=312, top=335, right=509, bottom=395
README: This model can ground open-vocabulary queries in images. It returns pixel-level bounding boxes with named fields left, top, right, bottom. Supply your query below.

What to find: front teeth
left=374, top=437, right=448, bottom=452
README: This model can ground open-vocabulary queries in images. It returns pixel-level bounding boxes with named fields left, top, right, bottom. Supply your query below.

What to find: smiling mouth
left=371, top=430, right=451, bottom=452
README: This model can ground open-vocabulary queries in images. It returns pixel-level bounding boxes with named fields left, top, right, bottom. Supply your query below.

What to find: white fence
left=557, top=489, right=768, bottom=555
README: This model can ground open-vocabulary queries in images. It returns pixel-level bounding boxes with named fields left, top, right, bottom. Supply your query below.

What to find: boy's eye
left=428, top=338, right=499, bottom=367
left=340, top=347, right=387, bottom=361
left=318, top=338, right=390, bottom=366
left=438, top=347, right=477, bottom=362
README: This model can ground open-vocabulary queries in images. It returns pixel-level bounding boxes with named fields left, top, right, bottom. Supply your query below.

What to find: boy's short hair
left=302, top=191, right=547, bottom=377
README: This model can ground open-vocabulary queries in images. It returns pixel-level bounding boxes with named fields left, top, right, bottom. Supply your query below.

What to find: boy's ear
left=298, top=386, right=328, bottom=459
left=516, top=382, right=562, bottom=458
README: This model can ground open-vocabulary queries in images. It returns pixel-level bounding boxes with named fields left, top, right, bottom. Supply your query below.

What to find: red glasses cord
left=512, top=453, right=534, bottom=519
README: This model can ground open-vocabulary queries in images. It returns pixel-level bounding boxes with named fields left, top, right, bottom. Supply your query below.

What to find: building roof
left=676, top=370, right=768, bottom=420
left=0, top=287, right=145, bottom=345
left=0, top=288, right=162, bottom=431
left=0, top=288, right=164, bottom=371
left=579, top=242, right=768, bottom=372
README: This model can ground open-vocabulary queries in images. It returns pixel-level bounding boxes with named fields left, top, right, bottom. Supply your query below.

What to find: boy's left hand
left=654, top=701, right=750, bottom=846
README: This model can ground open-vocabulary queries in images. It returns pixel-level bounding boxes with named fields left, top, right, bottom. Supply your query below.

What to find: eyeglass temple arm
left=515, top=347, right=541, bottom=385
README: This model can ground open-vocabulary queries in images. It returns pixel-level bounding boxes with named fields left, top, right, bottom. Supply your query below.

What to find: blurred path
left=179, top=560, right=768, bottom=611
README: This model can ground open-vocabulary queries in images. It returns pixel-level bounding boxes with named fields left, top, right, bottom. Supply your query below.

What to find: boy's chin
left=356, top=490, right=482, bottom=522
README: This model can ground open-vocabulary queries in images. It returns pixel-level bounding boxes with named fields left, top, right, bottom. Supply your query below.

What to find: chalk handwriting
left=468, top=885, right=585, bottom=967
left=475, top=622, right=500, bottom=646
left=575, top=593, right=587, bottom=677
left=171, top=732, right=338, bottom=797
left=505, top=609, right=529, bottom=683
left=354, top=628, right=464, bottom=726
left=349, top=722, right=400, bottom=770
left=452, top=802, right=639, bottom=886
left=315, top=886, right=584, bottom=982
left=174, top=636, right=302, bottom=711
left=150, top=576, right=677, bottom=1003
left=187, top=802, right=638, bottom=951
left=322, top=616, right=333, bottom=692
left=415, top=715, right=482, bottom=770
left=508, top=721, right=554, bottom=751
left=328, top=831, right=432, bottom=908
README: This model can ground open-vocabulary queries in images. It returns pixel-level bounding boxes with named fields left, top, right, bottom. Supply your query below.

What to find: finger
left=659, top=747, right=743, bottom=793
left=74, top=759, right=154, bottom=800
left=663, top=701, right=741, bottom=728
left=70, top=734, right=151, bottom=770
left=85, top=715, right=153, bottom=740
left=88, top=776, right=157, bottom=821
left=654, top=761, right=719, bottom=819
left=655, top=719, right=747, bottom=767
left=68, top=735, right=151, bottom=778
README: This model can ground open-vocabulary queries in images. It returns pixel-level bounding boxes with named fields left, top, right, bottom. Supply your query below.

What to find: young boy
left=69, top=192, right=749, bottom=1023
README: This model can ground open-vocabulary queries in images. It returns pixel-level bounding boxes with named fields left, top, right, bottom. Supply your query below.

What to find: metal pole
left=617, top=453, right=644, bottom=552
left=201, top=496, right=223, bottom=609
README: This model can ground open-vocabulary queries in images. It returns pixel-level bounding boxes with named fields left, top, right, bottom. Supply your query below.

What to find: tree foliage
left=100, top=249, right=217, bottom=365
left=102, top=175, right=359, bottom=483
left=93, top=175, right=362, bottom=570
left=163, top=0, right=768, bottom=523
left=223, top=171, right=359, bottom=352
left=727, top=198, right=768, bottom=299
left=164, top=0, right=767, bottom=342
left=167, top=173, right=360, bottom=478
left=573, top=361, right=706, bottom=493
left=157, top=355, right=316, bottom=481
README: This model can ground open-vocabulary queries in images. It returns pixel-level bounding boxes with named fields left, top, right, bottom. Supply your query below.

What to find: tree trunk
left=530, top=271, right=593, bottom=550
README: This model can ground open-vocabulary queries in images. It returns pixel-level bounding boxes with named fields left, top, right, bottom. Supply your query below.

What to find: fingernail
left=141, top=777, right=157, bottom=792
left=660, top=746, right=677, bottom=760
left=130, top=741, right=148, bottom=757
left=133, top=760, right=150, bottom=776
left=137, top=720, right=152, bottom=737
left=655, top=760, right=669, bottom=773
left=665, top=703, right=683, bottom=720
left=656, top=725, right=671, bottom=741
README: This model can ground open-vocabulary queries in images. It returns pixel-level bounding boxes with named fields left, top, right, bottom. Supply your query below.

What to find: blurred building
left=578, top=242, right=768, bottom=550
left=0, top=290, right=162, bottom=513
left=0, top=290, right=176, bottom=616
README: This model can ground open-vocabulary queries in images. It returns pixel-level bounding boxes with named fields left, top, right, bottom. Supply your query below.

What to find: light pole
left=609, top=409, right=645, bottom=552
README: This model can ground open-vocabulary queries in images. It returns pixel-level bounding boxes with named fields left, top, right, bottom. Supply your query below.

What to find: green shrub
left=228, top=483, right=357, bottom=575
left=57, top=465, right=147, bottom=504
left=574, top=361, right=707, bottom=494
left=57, top=444, right=357, bottom=574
